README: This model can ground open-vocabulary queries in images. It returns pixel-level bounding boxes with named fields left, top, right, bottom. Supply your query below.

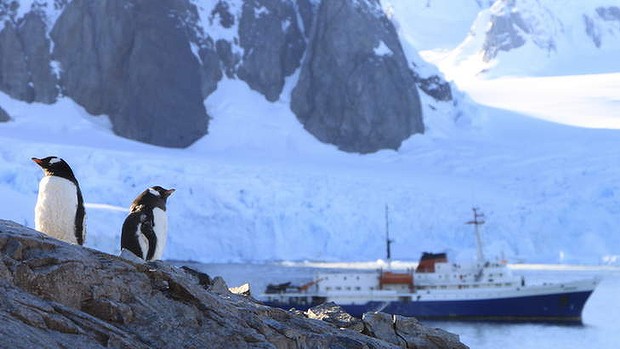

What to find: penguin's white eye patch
left=148, top=188, right=160, bottom=196
left=49, top=157, right=62, bottom=164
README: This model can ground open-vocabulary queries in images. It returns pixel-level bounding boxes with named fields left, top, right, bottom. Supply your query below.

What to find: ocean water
left=176, top=262, right=620, bottom=349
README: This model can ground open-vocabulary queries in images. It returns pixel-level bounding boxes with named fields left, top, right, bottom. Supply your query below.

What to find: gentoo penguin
left=32, top=156, right=86, bottom=245
left=121, top=186, right=175, bottom=261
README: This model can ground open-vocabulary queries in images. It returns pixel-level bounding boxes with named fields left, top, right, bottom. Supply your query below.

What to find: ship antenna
left=385, top=204, right=394, bottom=270
left=466, top=207, right=486, bottom=263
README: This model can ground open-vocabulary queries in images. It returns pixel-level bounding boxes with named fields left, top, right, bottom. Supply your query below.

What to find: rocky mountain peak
left=0, top=0, right=457, bottom=153
left=291, top=0, right=425, bottom=153
left=483, top=0, right=558, bottom=61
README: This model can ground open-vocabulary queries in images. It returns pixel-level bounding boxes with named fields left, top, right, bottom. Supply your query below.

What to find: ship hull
left=264, top=288, right=595, bottom=323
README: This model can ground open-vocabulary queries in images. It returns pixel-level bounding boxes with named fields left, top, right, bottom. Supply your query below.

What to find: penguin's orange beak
left=32, top=157, right=43, bottom=166
left=164, top=189, right=175, bottom=198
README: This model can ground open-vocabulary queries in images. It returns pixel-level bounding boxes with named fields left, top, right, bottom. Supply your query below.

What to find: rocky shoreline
left=0, top=220, right=467, bottom=348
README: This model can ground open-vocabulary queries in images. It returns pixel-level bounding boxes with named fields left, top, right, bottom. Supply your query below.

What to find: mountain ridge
left=0, top=0, right=455, bottom=153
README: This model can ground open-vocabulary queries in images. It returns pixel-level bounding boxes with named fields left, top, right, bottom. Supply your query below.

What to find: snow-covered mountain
left=1, top=0, right=619, bottom=265
left=415, top=0, right=620, bottom=79
left=0, top=0, right=458, bottom=153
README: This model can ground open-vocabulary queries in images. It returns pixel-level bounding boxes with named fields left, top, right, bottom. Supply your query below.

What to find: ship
left=259, top=208, right=599, bottom=323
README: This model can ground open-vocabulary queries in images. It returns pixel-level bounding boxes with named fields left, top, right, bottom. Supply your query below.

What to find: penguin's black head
left=148, top=186, right=175, bottom=200
left=131, top=186, right=175, bottom=211
left=32, top=156, right=77, bottom=181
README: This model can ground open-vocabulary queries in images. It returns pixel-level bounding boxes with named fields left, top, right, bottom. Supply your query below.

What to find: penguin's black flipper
left=121, top=211, right=146, bottom=259
left=140, top=211, right=158, bottom=261
left=75, top=187, right=86, bottom=245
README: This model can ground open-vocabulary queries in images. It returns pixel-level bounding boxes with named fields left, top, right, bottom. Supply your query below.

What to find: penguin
left=121, top=186, right=175, bottom=261
left=32, top=156, right=86, bottom=245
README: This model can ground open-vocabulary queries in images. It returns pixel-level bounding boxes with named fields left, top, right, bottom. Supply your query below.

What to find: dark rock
left=169, top=1, right=223, bottom=99
left=584, top=15, right=601, bottom=48
left=50, top=0, right=208, bottom=148
left=0, top=21, right=34, bottom=102
left=216, top=38, right=238, bottom=78
left=237, top=0, right=306, bottom=101
left=482, top=1, right=555, bottom=61
left=0, top=4, right=58, bottom=104
left=80, top=298, right=134, bottom=324
left=596, top=6, right=620, bottom=22
left=414, top=74, right=452, bottom=102
left=181, top=265, right=213, bottom=288
left=211, top=0, right=235, bottom=29
left=198, top=39, right=224, bottom=98
left=362, top=312, right=407, bottom=347
left=119, top=248, right=145, bottom=264
left=296, top=0, right=316, bottom=38
left=1, top=219, right=470, bottom=349
left=482, top=5, right=527, bottom=61
left=393, top=315, right=468, bottom=349
left=291, top=0, right=424, bottom=153
left=588, top=6, right=620, bottom=48
left=0, top=104, right=9, bottom=121
left=0, top=1, right=20, bottom=20
left=208, top=275, right=231, bottom=296
left=18, top=10, right=58, bottom=103
left=363, top=312, right=469, bottom=349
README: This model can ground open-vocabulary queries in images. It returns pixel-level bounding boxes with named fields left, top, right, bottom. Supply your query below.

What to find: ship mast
left=466, top=207, right=486, bottom=263
left=385, top=204, right=394, bottom=270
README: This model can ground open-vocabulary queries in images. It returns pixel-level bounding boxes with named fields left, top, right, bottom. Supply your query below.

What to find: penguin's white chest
left=35, top=176, right=79, bottom=244
left=151, top=207, right=168, bottom=260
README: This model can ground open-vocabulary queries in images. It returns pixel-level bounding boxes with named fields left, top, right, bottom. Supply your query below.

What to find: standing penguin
left=32, top=156, right=86, bottom=245
left=121, top=186, right=175, bottom=261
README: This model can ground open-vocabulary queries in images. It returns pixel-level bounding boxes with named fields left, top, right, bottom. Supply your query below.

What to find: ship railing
left=415, top=282, right=517, bottom=291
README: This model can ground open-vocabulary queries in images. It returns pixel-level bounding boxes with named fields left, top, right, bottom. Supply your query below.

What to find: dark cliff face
left=585, top=6, right=620, bottom=48
left=0, top=0, right=454, bottom=153
left=0, top=5, right=58, bottom=104
left=0, top=20, right=31, bottom=102
left=0, top=104, right=9, bottom=121
left=483, top=3, right=529, bottom=62
left=237, top=0, right=306, bottom=102
left=291, top=0, right=424, bottom=153
left=51, top=0, right=208, bottom=148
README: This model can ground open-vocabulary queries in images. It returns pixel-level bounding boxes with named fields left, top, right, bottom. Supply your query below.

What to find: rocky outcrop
left=50, top=0, right=208, bottom=148
left=18, top=10, right=59, bottom=103
left=482, top=0, right=557, bottom=62
left=0, top=219, right=468, bottom=349
left=0, top=20, right=33, bottom=102
left=299, top=303, right=468, bottom=349
left=363, top=312, right=468, bottom=349
left=237, top=0, right=306, bottom=101
left=197, top=38, right=224, bottom=98
left=0, top=4, right=58, bottom=103
left=414, top=74, right=452, bottom=102
left=0, top=0, right=454, bottom=153
left=291, top=0, right=424, bottom=153
left=0, top=104, right=9, bottom=121
left=305, top=301, right=365, bottom=332
left=585, top=6, right=620, bottom=48
left=482, top=1, right=528, bottom=61
left=596, top=6, right=620, bottom=22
